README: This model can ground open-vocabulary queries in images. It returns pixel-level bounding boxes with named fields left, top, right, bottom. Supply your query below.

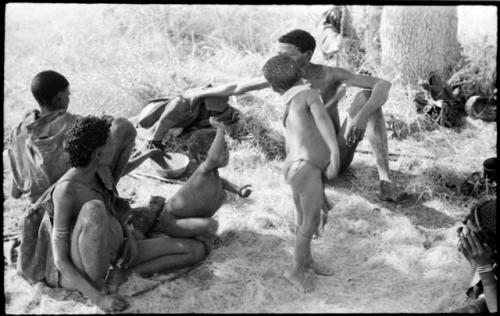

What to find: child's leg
left=284, top=164, right=333, bottom=292
left=292, top=191, right=303, bottom=233
left=154, top=209, right=218, bottom=237
left=198, top=119, right=229, bottom=172
left=129, top=236, right=206, bottom=277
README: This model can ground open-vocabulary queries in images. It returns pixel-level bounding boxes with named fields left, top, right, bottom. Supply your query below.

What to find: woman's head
left=64, top=115, right=114, bottom=168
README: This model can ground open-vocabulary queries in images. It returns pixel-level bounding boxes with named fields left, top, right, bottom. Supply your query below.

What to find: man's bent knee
left=111, top=117, right=137, bottom=143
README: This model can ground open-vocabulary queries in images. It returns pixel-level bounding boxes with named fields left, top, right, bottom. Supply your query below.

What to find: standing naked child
left=262, top=55, right=340, bottom=292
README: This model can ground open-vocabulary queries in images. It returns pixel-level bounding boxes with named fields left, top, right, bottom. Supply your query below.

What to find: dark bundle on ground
left=413, top=72, right=467, bottom=128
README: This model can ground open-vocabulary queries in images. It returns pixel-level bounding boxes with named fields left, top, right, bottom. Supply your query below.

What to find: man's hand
left=238, top=184, right=252, bottom=198
left=459, top=230, right=493, bottom=266
left=344, top=115, right=367, bottom=147
left=147, top=149, right=171, bottom=169
left=97, top=293, right=129, bottom=312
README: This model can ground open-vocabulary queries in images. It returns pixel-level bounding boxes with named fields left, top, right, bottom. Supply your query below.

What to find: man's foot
left=147, top=140, right=167, bottom=151
left=306, top=257, right=335, bottom=276
left=379, top=180, right=409, bottom=202
left=283, top=267, right=312, bottom=293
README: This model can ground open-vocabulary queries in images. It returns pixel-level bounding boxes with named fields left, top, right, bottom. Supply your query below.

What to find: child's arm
left=122, top=149, right=171, bottom=175
left=221, top=177, right=252, bottom=198
left=307, top=91, right=340, bottom=179
left=182, top=77, right=270, bottom=100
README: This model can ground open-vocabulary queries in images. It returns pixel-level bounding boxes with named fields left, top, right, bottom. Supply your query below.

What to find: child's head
left=31, top=70, right=70, bottom=111
left=277, top=29, right=316, bottom=66
left=64, top=115, right=114, bottom=168
left=262, top=55, right=303, bottom=94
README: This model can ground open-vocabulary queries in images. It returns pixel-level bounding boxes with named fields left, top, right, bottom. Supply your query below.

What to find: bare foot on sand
left=379, top=180, right=409, bottom=202
left=284, top=267, right=312, bottom=293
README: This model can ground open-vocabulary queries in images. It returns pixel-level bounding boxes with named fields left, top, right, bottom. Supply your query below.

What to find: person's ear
left=93, top=148, right=103, bottom=162
left=305, top=50, right=313, bottom=60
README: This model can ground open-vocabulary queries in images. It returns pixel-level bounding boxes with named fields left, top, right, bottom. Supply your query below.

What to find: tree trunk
left=380, top=6, right=461, bottom=87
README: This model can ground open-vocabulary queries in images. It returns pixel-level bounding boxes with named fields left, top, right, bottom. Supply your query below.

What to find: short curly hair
left=64, top=115, right=113, bottom=167
left=278, top=29, right=316, bottom=54
left=262, top=55, right=303, bottom=93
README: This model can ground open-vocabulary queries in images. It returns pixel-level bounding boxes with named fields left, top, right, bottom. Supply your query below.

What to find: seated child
left=261, top=54, right=340, bottom=292
left=129, top=117, right=252, bottom=242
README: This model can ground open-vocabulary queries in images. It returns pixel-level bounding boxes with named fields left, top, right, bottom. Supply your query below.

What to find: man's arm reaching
left=182, top=77, right=270, bottom=100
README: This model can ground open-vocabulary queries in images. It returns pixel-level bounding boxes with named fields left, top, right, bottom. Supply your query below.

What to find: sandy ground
left=3, top=128, right=480, bottom=313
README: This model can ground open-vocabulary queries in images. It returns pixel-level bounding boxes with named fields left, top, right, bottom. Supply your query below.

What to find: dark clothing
left=7, top=109, right=80, bottom=202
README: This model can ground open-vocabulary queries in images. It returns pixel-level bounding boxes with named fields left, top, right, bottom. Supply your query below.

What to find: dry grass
left=3, top=4, right=497, bottom=314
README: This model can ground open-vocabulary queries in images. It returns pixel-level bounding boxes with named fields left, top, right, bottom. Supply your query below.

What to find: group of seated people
left=7, top=29, right=496, bottom=312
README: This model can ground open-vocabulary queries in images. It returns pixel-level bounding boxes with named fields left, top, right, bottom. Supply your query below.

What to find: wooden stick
left=130, top=262, right=203, bottom=297
left=128, top=171, right=186, bottom=185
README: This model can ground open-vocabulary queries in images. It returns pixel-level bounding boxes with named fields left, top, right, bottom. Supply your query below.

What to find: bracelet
left=477, top=264, right=493, bottom=274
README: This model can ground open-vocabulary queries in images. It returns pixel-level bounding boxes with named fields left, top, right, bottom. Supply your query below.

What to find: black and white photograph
left=3, top=3, right=497, bottom=313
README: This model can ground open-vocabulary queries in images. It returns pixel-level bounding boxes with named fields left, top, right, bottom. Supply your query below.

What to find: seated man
left=7, top=70, right=167, bottom=203
left=180, top=29, right=406, bottom=202
left=46, top=116, right=205, bottom=312
left=131, top=117, right=252, bottom=240
left=452, top=197, right=497, bottom=313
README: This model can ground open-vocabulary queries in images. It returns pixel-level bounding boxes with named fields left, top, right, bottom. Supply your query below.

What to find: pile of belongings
left=460, top=157, right=497, bottom=197
left=413, top=72, right=467, bottom=128
left=414, top=72, right=496, bottom=127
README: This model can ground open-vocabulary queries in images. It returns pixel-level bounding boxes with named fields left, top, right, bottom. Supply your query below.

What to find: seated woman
left=451, top=197, right=497, bottom=313
left=49, top=116, right=206, bottom=312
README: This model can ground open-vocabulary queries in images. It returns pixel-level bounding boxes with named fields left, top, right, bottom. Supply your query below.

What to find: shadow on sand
left=325, top=161, right=460, bottom=229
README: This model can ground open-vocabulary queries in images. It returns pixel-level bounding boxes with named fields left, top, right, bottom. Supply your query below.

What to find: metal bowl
left=151, top=152, right=190, bottom=179
left=483, top=157, right=497, bottom=181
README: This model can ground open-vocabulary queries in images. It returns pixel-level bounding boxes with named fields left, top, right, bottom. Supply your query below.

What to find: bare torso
left=55, top=174, right=123, bottom=236
left=165, top=168, right=226, bottom=218
left=284, top=90, right=330, bottom=170
left=302, top=64, right=344, bottom=131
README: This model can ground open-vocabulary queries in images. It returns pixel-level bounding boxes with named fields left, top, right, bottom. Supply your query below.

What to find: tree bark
left=380, top=6, right=461, bottom=87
